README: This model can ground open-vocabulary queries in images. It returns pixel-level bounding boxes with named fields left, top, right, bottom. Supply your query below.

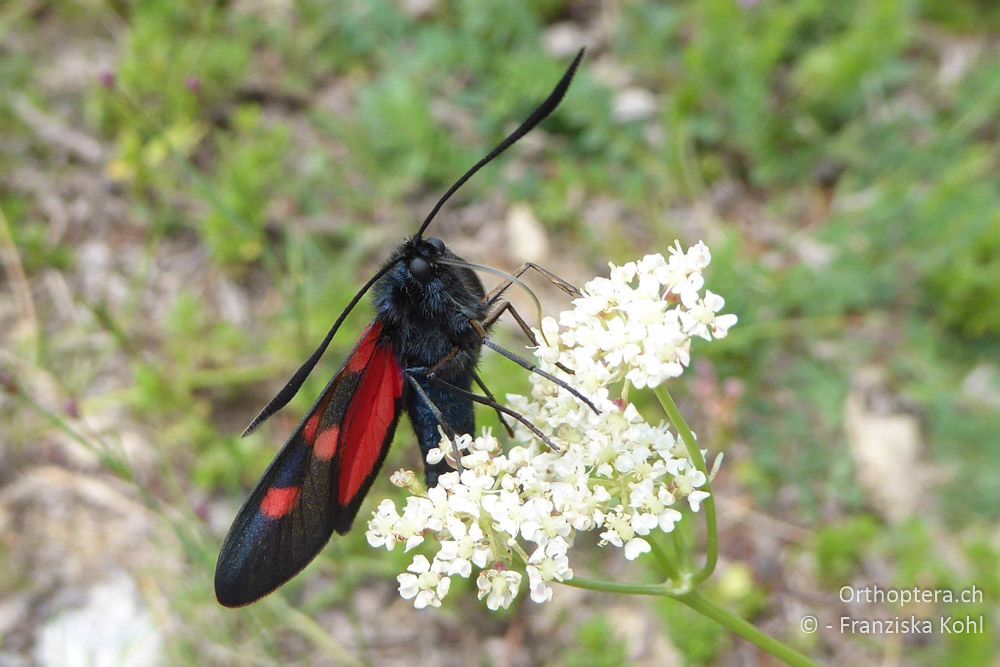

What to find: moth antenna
left=414, top=48, right=585, bottom=240
left=241, top=257, right=403, bottom=437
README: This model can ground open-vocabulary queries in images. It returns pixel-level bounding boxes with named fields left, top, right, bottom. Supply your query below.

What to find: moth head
left=406, top=237, right=447, bottom=284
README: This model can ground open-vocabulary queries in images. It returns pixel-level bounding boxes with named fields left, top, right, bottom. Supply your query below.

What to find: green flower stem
left=670, top=525, right=690, bottom=571
left=675, top=590, right=817, bottom=667
left=507, top=537, right=532, bottom=566
left=654, top=385, right=718, bottom=585
left=560, top=578, right=816, bottom=666
left=560, top=576, right=675, bottom=597
left=648, top=531, right=682, bottom=582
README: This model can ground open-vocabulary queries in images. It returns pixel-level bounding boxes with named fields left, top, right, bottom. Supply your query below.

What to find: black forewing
left=214, top=321, right=403, bottom=607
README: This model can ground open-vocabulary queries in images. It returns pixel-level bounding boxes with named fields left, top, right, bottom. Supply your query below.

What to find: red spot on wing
left=347, top=322, right=383, bottom=373
left=337, top=343, right=404, bottom=505
left=314, top=426, right=340, bottom=461
left=303, top=413, right=321, bottom=444
left=260, top=486, right=301, bottom=519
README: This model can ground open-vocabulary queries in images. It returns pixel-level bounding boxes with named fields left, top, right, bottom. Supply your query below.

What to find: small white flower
left=397, top=555, right=451, bottom=609
left=396, top=496, right=434, bottom=551
left=477, top=569, right=522, bottom=610
left=609, top=260, right=637, bottom=284
left=688, top=490, right=711, bottom=512
left=599, top=510, right=632, bottom=548
left=682, top=290, right=738, bottom=341
left=658, top=508, right=683, bottom=532
left=526, top=538, right=573, bottom=603
left=366, top=499, right=402, bottom=550
left=482, top=489, right=527, bottom=538
left=673, top=466, right=707, bottom=496
left=519, top=497, right=571, bottom=545
left=624, top=537, right=651, bottom=560
left=436, top=520, right=490, bottom=577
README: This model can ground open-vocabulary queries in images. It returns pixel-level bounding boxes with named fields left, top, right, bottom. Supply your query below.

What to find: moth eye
left=426, top=237, right=445, bottom=254
left=409, top=257, right=432, bottom=282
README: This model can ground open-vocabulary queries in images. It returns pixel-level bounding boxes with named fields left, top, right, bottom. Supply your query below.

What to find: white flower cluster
left=538, top=241, right=737, bottom=390
left=366, top=243, right=735, bottom=610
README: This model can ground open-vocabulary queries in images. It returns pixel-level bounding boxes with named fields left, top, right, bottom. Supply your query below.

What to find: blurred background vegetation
left=2, top=0, right=1000, bottom=665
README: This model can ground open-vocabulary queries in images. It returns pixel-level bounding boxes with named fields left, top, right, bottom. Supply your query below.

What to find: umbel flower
left=366, top=241, right=736, bottom=609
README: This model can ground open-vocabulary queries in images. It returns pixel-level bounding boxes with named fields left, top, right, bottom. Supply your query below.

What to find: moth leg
left=482, top=262, right=581, bottom=307
left=482, top=299, right=536, bottom=344
left=420, top=347, right=515, bottom=437
left=471, top=368, right=516, bottom=437
left=424, top=375, right=561, bottom=451
left=477, top=336, right=599, bottom=415
left=405, top=370, right=464, bottom=473
left=482, top=299, right=579, bottom=378
left=428, top=346, right=462, bottom=376
left=473, top=300, right=595, bottom=413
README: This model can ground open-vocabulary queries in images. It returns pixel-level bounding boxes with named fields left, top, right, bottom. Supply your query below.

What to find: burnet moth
left=215, top=49, right=596, bottom=607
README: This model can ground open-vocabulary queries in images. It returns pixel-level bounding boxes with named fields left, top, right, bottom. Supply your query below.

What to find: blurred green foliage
left=656, top=595, right=729, bottom=664
left=563, top=615, right=630, bottom=667
left=4, top=0, right=1000, bottom=664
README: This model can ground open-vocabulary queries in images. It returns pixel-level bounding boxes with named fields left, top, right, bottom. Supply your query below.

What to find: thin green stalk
left=560, top=576, right=671, bottom=597
left=560, top=578, right=816, bottom=665
left=0, top=205, right=40, bottom=362
left=675, top=590, right=817, bottom=667
left=648, top=531, right=682, bottom=582
left=267, top=596, right=361, bottom=666
left=670, top=524, right=690, bottom=571
left=654, top=385, right=718, bottom=585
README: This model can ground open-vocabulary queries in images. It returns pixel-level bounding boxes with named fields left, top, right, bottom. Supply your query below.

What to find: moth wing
left=215, top=321, right=404, bottom=607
